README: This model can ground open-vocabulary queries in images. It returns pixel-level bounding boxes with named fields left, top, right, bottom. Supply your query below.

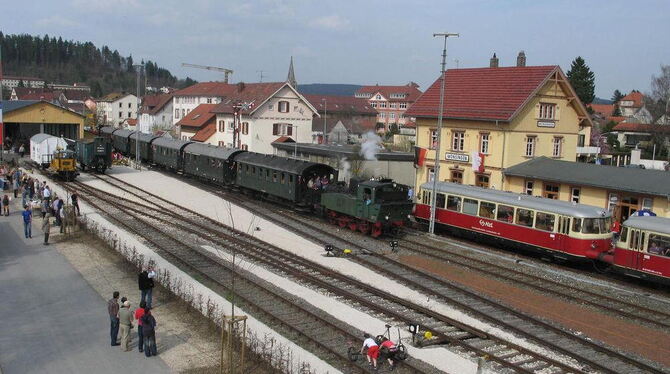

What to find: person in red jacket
left=134, top=301, right=146, bottom=353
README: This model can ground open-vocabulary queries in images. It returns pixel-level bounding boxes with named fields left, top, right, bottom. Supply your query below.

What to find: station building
left=1, top=100, right=85, bottom=142
left=406, top=59, right=592, bottom=192
left=504, top=157, right=670, bottom=221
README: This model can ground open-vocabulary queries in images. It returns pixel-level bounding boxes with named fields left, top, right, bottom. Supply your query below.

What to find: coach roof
left=235, top=152, right=334, bottom=175
left=623, top=216, right=670, bottom=235
left=419, top=181, right=609, bottom=218
left=152, top=137, right=192, bottom=151
left=183, top=142, right=243, bottom=160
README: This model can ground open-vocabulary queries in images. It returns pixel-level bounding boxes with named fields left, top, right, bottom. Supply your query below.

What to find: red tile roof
left=303, top=94, right=377, bottom=115
left=176, top=104, right=217, bottom=129
left=589, top=104, right=614, bottom=117
left=608, top=116, right=626, bottom=124
left=173, top=82, right=237, bottom=97
left=619, top=91, right=644, bottom=108
left=211, top=82, right=286, bottom=115
left=272, top=136, right=296, bottom=143
left=613, top=123, right=670, bottom=134
left=355, top=83, right=423, bottom=102
left=142, top=93, right=174, bottom=115
left=191, top=122, right=216, bottom=142
left=406, top=65, right=559, bottom=121
left=13, top=88, right=62, bottom=101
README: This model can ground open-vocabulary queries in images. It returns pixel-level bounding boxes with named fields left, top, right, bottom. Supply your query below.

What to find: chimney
left=237, top=82, right=245, bottom=92
left=517, top=51, right=526, bottom=67
left=490, top=53, right=499, bottom=68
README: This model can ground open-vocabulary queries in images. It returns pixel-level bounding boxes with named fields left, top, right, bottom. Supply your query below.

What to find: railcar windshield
left=582, top=217, right=611, bottom=234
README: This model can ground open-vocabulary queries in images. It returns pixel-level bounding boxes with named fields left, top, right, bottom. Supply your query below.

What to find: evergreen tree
left=611, top=89, right=624, bottom=104
left=567, top=56, right=596, bottom=105
left=612, top=105, right=622, bottom=117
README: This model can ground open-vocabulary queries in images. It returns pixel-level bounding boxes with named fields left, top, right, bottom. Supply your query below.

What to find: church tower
left=287, top=56, right=297, bottom=88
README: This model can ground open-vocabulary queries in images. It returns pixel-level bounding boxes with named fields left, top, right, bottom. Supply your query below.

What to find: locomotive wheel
left=358, top=222, right=370, bottom=234
left=348, top=222, right=358, bottom=231
left=338, top=218, right=348, bottom=228
left=371, top=227, right=383, bottom=238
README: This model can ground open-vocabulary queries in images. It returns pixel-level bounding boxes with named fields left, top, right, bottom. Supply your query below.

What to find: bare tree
left=645, top=64, right=670, bottom=124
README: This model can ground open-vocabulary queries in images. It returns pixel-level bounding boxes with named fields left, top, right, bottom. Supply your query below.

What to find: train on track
left=100, top=126, right=413, bottom=237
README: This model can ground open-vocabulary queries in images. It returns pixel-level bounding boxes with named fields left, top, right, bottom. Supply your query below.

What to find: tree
left=611, top=89, right=624, bottom=103
left=612, top=105, right=622, bottom=117
left=567, top=56, right=596, bottom=105
left=644, top=64, right=670, bottom=124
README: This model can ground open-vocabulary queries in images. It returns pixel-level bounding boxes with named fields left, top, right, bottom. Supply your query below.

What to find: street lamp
left=428, top=32, right=459, bottom=235
left=133, top=63, right=144, bottom=170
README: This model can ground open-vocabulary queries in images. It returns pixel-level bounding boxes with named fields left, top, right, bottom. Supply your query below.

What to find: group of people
left=307, top=175, right=330, bottom=190
left=107, top=266, right=158, bottom=357
left=360, top=333, right=399, bottom=371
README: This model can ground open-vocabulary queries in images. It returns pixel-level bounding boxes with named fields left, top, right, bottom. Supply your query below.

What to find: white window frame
left=371, top=102, right=377, bottom=108
left=552, top=137, right=562, bottom=157
left=428, top=167, right=435, bottom=182
left=571, top=187, right=580, bottom=203
left=399, top=102, right=407, bottom=109
left=539, top=103, right=556, bottom=120
left=278, top=101, right=290, bottom=113
left=452, top=131, right=465, bottom=152
left=380, top=102, right=387, bottom=108
left=390, top=102, right=396, bottom=109
left=642, top=197, right=653, bottom=210
left=525, top=136, right=536, bottom=157
left=525, top=180, right=534, bottom=195
left=390, top=113, right=395, bottom=119
left=429, top=130, right=438, bottom=149
left=379, top=112, right=386, bottom=119
left=480, top=133, right=490, bottom=154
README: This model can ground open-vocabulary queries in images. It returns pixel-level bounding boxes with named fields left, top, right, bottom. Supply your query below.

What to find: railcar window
left=266, top=169, right=270, bottom=180
left=289, top=175, right=294, bottom=184
left=496, top=205, right=514, bottom=222
left=647, top=234, right=670, bottom=256
left=281, top=173, right=286, bottom=184
left=516, top=209, right=534, bottom=227
left=582, top=218, right=609, bottom=234
left=436, top=193, right=446, bottom=209
left=619, top=227, right=628, bottom=244
left=446, top=196, right=461, bottom=211
left=572, top=218, right=582, bottom=233
left=535, top=212, right=556, bottom=232
left=273, top=171, right=278, bottom=182
left=422, top=191, right=431, bottom=205
left=462, top=198, right=479, bottom=215
left=479, top=202, right=496, bottom=219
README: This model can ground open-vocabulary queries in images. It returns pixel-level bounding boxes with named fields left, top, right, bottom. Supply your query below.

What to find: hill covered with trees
left=0, top=32, right=195, bottom=97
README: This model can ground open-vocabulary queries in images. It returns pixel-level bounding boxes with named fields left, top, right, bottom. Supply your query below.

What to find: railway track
left=78, top=173, right=667, bottom=374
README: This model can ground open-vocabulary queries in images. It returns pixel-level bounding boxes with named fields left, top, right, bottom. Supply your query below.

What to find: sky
left=1, top=0, right=668, bottom=99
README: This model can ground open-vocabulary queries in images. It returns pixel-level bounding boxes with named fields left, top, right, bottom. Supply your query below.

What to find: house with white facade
left=139, top=93, right=174, bottom=133
left=171, top=82, right=235, bottom=126
left=354, top=83, right=422, bottom=131
left=186, top=82, right=319, bottom=154
left=1, top=76, right=45, bottom=90
left=96, top=92, right=138, bottom=126
left=175, top=103, right=217, bottom=141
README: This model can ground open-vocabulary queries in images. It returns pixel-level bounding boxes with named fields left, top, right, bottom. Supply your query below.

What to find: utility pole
left=428, top=32, right=459, bottom=235
left=134, top=64, right=143, bottom=169
left=0, top=46, right=4, bottom=163
left=322, top=98, right=327, bottom=144
left=256, top=70, right=265, bottom=83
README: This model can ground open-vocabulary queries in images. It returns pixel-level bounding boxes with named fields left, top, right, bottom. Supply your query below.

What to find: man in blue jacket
left=21, top=205, right=32, bottom=239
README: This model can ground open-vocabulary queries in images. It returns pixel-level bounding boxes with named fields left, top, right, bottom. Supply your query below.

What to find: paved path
left=0, top=197, right=170, bottom=374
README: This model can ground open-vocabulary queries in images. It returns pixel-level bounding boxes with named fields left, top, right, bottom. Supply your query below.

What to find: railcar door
left=556, top=216, right=570, bottom=252
left=628, top=229, right=644, bottom=270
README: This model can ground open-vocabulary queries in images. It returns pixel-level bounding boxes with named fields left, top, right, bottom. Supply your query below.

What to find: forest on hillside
left=0, top=32, right=196, bottom=98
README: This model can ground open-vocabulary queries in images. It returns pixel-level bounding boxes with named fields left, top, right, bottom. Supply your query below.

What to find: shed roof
left=503, top=157, right=670, bottom=197
left=2, top=100, right=40, bottom=113
left=419, top=181, right=609, bottom=218
left=152, top=137, right=192, bottom=151
left=183, top=142, right=243, bottom=160
left=235, top=152, right=334, bottom=175
left=624, top=216, right=670, bottom=235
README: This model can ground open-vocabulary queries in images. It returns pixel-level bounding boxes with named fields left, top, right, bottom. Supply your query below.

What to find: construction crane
left=181, top=63, right=233, bottom=83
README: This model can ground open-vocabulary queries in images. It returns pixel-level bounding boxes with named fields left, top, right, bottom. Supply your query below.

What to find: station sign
left=445, top=152, right=469, bottom=163
left=537, top=121, right=556, bottom=128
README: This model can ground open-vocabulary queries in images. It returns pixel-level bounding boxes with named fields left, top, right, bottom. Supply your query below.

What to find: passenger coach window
left=572, top=218, right=582, bottom=233
left=496, top=205, right=514, bottom=222
left=281, top=173, right=286, bottom=184
left=479, top=202, right=496, bottom=219
left=516, top=209, right=534, bottom=227
left=535, top=212, right=556, bottom=232
left=463, top=198, right=479, bottom=215
left=619, top=227, right=628, bottom=244
left=446, top=196, right=461, bottom=211
left=436, top=193, right=446, bottom=209
left=422, top=191, right=431, bottom=205
left=289, top=175, right=294, bottom=184
left=648, top=234, right=670, bottom=256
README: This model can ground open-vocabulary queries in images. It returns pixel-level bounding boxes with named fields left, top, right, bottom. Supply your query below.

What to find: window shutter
left=273, top=123, right=279, bottom=135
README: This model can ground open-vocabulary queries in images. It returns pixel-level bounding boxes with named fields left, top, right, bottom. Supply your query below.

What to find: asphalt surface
left=0, top=197, right=169, bottom=374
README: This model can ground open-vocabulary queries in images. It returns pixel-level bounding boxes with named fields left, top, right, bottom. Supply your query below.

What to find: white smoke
left=339, top=158, right=351, bottom=181
left=360, top=131, right=382, bottom=161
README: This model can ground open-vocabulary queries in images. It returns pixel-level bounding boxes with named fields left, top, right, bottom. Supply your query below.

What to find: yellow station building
left=406, top=60, right=592, bottom=191
left=2, top=100, right=85, bottom=142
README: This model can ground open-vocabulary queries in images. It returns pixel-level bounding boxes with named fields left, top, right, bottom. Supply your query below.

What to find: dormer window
left=539, top=103, right=556, bottom=120
left=375, top=94, right=382, bottom=100
left=278, top=101, right=289, bottom=113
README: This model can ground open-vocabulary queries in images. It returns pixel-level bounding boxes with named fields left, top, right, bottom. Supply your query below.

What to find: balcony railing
left=576, top=146, right=600, bottom=155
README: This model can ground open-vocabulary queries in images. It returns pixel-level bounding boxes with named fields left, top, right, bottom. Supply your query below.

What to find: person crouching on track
left=380, top=337, right=398, bottom=370
left=361, top=333, right=379, bottom=370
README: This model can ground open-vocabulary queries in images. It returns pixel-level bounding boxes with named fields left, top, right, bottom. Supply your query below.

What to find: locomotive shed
left=51, top=169, right=668, bottom=374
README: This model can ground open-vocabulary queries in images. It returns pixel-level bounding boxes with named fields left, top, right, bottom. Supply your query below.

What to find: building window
left=380, top=102, right=387, bottom=108
left=379, top=112, right=386, bottom=119
left=371, top=102, right=377, bottom=108
left=450, top=170, right=463, bottom=184
left=175, top=109, right=180, bottom=119
left=218, top=120, right=225, bottom=132
left=578, top=134, right=585, bottom=147
left=278, top=101, right=290, bottom=113
left=608, top=193, right=618, bottom=212
left=452, top=131, right=465, bottom=151
left=571, top=187, right=580, bottom=203
left=525, top=136, right=536, bottom=157
left=539, top=103, right=556, bottom=119
left=241, top=144, right=248, bottom=151
left=118, top=111, right=122, bottom=118
left=207, top=98, right=212, bottom=104
left=390, top=113, right=395, bottom=119
left=642, top=197, right=653, bottom=210
left=182, top=109, right=185, bottom=117
left=399, top=102, right=407, bottom=109
left=241, top=122, right=249, bottom=135
left=524, top=180, right=534, bottom=195
left=429, top=130, right=438, bottom=149
left=218, top=141, right=224, bottom=146
left=543, top=183, right=560, bottom=199
left=475, top=174, right=490, bottom=188
left=376, top=94, right=382, bottom=100
left=227, top=122, right=235, bottom=132
left=272, top=123, right=292, bottom=136
left=128, top=103, right=132, bottom=108
left=480, top=133, right=490, bottom=154
left=128, top=112, right=132, bottom=118
left=119, top=102, right=122, bottom=108
left=390, top=103, right=396, bottom=109
left=427, top=167, right=435, bottom=182
left=552, top=137, right=562, bottom=157
left=268, top=103, right=274, bottom=111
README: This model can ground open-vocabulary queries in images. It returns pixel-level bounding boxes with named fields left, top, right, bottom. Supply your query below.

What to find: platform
left=0, top=197, right=169, bottom=374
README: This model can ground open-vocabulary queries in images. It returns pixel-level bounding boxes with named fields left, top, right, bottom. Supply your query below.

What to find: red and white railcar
left=607, top=216, right=670, bottom=284
left=415, top=182, right=612, bottom=261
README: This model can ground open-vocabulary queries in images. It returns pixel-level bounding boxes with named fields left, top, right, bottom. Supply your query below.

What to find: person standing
left=71, top=192, right=80, bottom=216
left=141, top=308, right=157, bottom=357
left=42, top=213, right=51, bottom=245
left=22, top=205, right=32, bottom=239
left=138, top=267, right=155, bottom=309
left=18, top=144, right=25, bottom=158
left=2, top=195, right=9, bottom=216
left=12, top=169, right=21, bottom=198
left=134, top=301, right=146, bottom=353
left=118, top=301, right=133, bottom=352
left=42, top=185, right=51, bottom=203
left=108, top=291, right=120, bottom=346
